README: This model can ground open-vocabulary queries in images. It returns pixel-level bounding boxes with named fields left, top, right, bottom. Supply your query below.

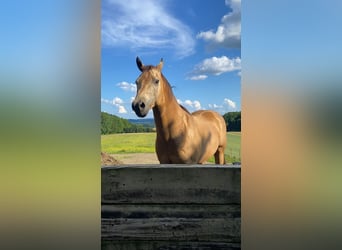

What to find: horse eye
left=154, top=79, right=159, bottom=84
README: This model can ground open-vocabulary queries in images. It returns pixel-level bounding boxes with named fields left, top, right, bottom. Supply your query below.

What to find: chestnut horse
left=132, top=57, right=227, bottom=164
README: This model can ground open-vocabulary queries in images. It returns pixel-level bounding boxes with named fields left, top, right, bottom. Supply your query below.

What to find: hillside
left=128, top=112, right=241, bottom=131
left=101, top=111, right=241, bottom=134
left=128, top=118, right=155, bottom=128
left=101, top=112, right=154, bottom=134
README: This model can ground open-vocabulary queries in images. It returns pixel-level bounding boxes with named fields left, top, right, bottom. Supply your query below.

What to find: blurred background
left=242, top=1, right=342, bottom=249
left=0, top=0, right=341, bottom=249
left=0, top=1, right=100, bottom=249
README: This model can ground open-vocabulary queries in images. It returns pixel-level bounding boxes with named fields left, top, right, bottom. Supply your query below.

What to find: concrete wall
left=102, top=165, right=241, bottom=250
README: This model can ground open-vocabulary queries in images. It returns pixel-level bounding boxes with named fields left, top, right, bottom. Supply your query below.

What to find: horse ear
left=136, top=57, right=144, bottom=72
left=157, top=58, right=163, bottom=71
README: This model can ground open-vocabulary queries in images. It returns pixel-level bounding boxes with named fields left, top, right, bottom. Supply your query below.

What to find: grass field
left=101, top=132, right=241, bottom=163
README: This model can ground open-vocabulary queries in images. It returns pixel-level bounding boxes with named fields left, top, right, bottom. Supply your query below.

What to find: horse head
left=132, top=57, right=163, bottom=117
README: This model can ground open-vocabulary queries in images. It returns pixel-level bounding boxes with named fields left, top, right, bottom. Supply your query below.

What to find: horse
left=132, top=57, right=227, bottom=164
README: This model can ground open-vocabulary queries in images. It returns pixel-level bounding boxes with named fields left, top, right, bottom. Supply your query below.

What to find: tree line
left=101, top=112, right=154, bottom=134
left=223, top=111, right=241, bottom=132
left=101, top=111, right=241, bottom=134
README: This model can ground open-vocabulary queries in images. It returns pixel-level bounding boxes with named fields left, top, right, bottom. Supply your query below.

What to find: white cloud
left=197, top=0, right=241, bottom=49
left=209, top=103, right=223, bottom=109
left=117, top=81, right=136, bottom=92
left=193, top=101, right=201, bottom=110
left=184, top=100, right=192, bottom=106
left=208, top=98, right=238, bottom=113
left=188, top=74, right=208, bottom=81
left=118, top=105, right=127, bottom=114
left=224, top=98, right=236, bottom=109
left=179, top=99, right=202, bottom=110
left=113, top=97, right=123, bottom=105
left=101, top=97, right=124, bottom=105
left=101, top=98, right=111, bottom=105
left=192, top=56, right=241, bottom=77
left=102, top=0, right=195, bottom=58
left=101, top=97, right=128, bottom=114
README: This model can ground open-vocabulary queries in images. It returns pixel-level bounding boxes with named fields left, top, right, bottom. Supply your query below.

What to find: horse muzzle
left=132, top=99, right=149, bottom=117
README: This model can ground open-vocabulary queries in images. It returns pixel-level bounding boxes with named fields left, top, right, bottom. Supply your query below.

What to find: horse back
left=191, top=110, right=227, bottom=144
left=192, top=110, right=226, bottom=128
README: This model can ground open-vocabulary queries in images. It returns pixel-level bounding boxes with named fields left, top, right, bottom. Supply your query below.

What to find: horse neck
left=153, top=76, right=187, bottom=139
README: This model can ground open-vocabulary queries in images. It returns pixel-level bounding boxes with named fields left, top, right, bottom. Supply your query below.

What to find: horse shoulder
left=192, top=110, right=226, bottom=141
left=192, top=110, right=223, bottom=125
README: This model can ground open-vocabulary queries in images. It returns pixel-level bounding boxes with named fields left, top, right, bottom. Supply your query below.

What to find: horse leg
left=214, top=146, right=225, bottom=164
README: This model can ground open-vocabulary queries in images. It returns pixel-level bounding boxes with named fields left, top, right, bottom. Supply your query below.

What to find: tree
left=223, top=111, right=241, bottom=132
left=101, top=112, right=154, bottom=134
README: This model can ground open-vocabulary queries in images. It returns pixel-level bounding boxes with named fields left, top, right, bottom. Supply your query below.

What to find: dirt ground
left=101, top=152, right=159, bottom=165
left=101, top=152, right=123, bottom=166
left=101, top=152, right=218, bottom=165
left=110, top=153, right=159, bottom=164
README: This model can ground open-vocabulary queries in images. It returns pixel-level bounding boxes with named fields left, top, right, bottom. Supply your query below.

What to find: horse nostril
left=140, top=102, right=145, bottom=109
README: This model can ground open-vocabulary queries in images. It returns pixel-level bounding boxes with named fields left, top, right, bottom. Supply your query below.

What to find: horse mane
left=179, top=104, right=191, bottom=114
left=158, top=73, right=190, bottom=114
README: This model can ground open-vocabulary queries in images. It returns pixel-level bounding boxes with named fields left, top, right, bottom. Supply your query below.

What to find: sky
left=101, top=0, right=241, bottom=119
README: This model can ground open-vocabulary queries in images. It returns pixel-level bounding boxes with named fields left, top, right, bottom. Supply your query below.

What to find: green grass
left=101, top=132, right=241, bottom=163
left=101, top=133, right=156, bottom=153
left=209, top=132, right=241, bottom=163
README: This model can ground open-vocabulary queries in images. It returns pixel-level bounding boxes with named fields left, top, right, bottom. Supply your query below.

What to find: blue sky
left=101, top=0, right=241, bottom=119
